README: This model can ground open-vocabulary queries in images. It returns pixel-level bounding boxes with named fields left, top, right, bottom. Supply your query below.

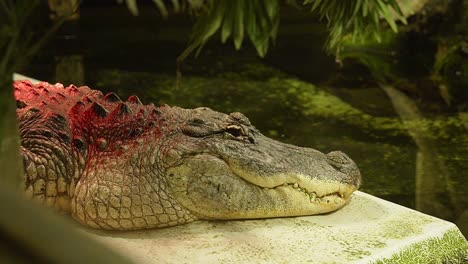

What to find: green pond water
left=25, top=4, right=467, bottom=236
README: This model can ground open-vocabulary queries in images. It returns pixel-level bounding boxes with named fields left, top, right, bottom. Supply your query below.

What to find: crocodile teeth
left=264, top=182, right=345, bottom=204
left=334, top=197, right=341, bottom=204
left=309, top=192, right=317, bottom=202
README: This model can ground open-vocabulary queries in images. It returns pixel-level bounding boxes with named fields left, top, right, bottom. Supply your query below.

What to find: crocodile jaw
left=236, top=174, right=357, bottom=216
left=166, top=154, right=357, bottom=220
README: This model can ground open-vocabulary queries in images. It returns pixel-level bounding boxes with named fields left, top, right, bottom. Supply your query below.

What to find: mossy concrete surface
left=13, top=73, right=40, bottom=83
left=86, top=192, right=467, bottom=264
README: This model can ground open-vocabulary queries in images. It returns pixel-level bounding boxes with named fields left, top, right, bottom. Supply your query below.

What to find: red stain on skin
left=14, top=80, right=166, bottom=161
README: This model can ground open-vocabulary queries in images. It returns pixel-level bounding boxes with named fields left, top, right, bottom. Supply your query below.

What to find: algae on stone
left=371, top=229, right=468, bottom=264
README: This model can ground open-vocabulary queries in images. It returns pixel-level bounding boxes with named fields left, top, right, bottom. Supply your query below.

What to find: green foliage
left=433, top=43, right=468, bottom=103
left=0, top=0, right=69, bottom=80
left=0, top=0, right=71, bottom=188
left=0, top=0, right=42, bottom=188
left=339, top=30, right=400, bottom=80
left=430, top=1, right=468, bottom=106
left=0, top=0, right=39, bottom=79
left=178, top=0, right=279, bottom=61
left=119, top=0, right=279, bottom=59
left=119, top=0, right=406, bottom=59
left=303, top=0, right=407, bottom=54
left=117, top=0, right=205, bottom=17
left=180, top=0, right=405, bottom=59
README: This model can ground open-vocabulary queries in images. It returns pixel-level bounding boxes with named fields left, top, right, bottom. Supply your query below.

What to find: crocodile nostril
left=326, top=151, right=362, bottom=187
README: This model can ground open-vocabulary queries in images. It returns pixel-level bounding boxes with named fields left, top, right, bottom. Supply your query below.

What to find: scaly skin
left=14, top=80, right=361, bottom=230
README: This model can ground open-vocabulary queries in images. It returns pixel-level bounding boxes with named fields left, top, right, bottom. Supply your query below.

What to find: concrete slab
left=13, top=73, right=40, bottom=83
left=85, top=192, right=468, bottom=264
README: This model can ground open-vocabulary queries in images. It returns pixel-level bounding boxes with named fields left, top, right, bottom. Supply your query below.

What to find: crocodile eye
left=229, top=112, right=251, bottom=126
left=182, top=119, right=215, bottom=137
left=188, top=118, right=205, bottom=126
left=225, top=125, right=243, bottom=137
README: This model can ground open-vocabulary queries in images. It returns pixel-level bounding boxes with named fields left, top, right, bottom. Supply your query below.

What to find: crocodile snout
left=326, top=151, right=361, bottom=187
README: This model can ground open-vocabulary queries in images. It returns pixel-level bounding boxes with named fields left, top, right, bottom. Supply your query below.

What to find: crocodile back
left=13, top=80, right=163, bottom=212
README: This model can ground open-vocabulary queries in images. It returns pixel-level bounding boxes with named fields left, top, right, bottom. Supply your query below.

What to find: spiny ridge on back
left=14, top=80, right=164, bottom=152
left=14, top=80, right=94, bottom=115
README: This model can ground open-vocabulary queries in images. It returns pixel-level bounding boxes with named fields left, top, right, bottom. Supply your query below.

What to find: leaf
left=256, top=1, right=272, bottom=34
left=248, top=1, right=266, bottom=55
left=352, top=0, right=362, bottom=17
left=304, top=0, right=403, bottom=53
left=178, top=1, right=225, bottom=61
left=152, top=0, right=168, bottom=18
left=388, top=1, right=408, bottom=25
left=376, top=0, right=397, bottom=32
left=256, top=39, right=269, bottom=57
left=373, top=28, right=382, bottom=43
left=245, top=0, right=280, bottom=57
left=362, top=0, right=368, bottom=17
left=309, top=0, right=322, bottom=12
left=125, top=0, right=139, bottom=16
left=206, top=3, right=225, bottom=39
left=171, top=0, right=180, bottom=13
left=233, top=0, right=244, bottom=50
left=245, top=0, right=257, bottom=39
left=269, top=5, right=280, bottom=39
left=221, top=1, right=233, bottom=43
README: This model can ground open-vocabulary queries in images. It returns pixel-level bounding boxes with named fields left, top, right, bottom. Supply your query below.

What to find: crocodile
left=14, top=80, right=361, bottom=230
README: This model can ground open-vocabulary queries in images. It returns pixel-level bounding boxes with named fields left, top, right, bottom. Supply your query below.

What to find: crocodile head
left=164, top=107, right=361, bottom=220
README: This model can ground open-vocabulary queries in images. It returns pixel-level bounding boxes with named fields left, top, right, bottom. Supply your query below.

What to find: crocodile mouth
left=167, top=153, right=358, bottom=220
left=226, top=161, right=358, bottom=214
left=260, top=182, right=351, bottom=206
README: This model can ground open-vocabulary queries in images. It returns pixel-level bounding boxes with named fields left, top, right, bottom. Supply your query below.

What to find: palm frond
left=179, top=0, right=279, bottom=61
left=119, top=0, right=406, bottom=58
left=118, top=0, right=205, bottom=17
left=303, top=0, right=407, bottom=53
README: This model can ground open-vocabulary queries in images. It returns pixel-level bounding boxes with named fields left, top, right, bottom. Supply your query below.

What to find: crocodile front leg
left=71, top=142, right=198, bottom=230
left=19, top=108, right=79, bottom=212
